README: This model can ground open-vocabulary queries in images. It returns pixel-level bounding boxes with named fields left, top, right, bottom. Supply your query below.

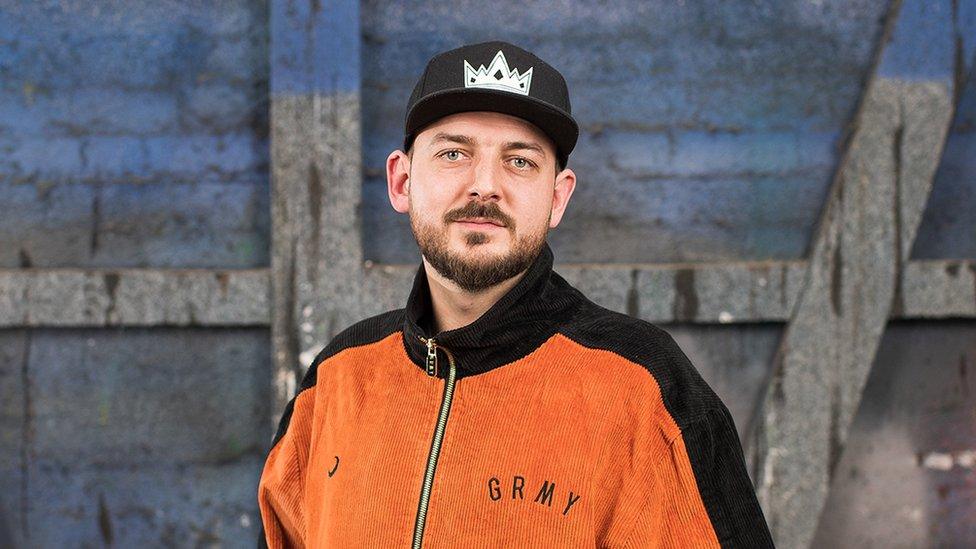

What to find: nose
left=467, top=156, right=501, bottom=202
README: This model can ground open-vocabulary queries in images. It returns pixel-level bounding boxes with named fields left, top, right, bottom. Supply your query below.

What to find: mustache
left=444, top=202, right=513, bottom=228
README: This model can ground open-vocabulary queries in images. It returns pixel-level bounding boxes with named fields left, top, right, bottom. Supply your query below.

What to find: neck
left=422, top=257, right=529, bottom=333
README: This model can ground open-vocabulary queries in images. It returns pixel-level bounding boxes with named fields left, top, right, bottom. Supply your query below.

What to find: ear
left=387, top=150, right=411, bottom=214
left=547, top=167, right=577, bottom=228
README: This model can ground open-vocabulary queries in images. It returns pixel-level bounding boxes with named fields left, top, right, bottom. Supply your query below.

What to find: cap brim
left=404, top=87, right=579, bottom=167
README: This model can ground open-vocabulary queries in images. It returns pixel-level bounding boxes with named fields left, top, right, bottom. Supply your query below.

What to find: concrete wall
left=0, top=0, right=269, bottom=269
left=1, top=0, right=974, bottom=546
left=363, top=0, right=868, bottom=264
left=0, top=329, right=269, bottom=546
left=0, top=1, right=271, bottom=546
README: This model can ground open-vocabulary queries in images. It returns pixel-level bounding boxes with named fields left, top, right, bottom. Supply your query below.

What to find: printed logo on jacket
left=487, top=474, right=582, bottom=516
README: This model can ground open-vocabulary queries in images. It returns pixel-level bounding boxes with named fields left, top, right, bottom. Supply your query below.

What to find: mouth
left=454, top=218, right=506, bottom=228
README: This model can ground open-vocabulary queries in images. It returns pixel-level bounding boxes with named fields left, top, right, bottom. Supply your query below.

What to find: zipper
left=412, top=335, right=458, bottom=549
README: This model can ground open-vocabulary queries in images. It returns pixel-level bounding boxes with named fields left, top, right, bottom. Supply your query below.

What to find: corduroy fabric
left=258, top=242, right=774, bottom=548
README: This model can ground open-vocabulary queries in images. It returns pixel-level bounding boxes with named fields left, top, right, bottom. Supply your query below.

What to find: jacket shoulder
left=559, top=298, right=722, bottom=430
left=268, top=308, right=404, bottom=448
left=297, top=308, right=405, bottom=391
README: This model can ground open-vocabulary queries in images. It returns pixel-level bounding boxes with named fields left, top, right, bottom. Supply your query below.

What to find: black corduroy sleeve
left=681, top=404, right=776, bottom=548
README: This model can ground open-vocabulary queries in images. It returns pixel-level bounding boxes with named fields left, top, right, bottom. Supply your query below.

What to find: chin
left=451, top=241, right=501, bottom=256
left=457, top=232, right=509, bottom=246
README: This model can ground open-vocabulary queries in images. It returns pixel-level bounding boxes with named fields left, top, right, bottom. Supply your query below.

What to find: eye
left=440, top=149, right=463, bottom=161
left=510, top=157, right=535, bottom=170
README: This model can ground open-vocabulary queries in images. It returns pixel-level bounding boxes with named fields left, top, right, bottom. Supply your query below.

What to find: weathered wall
left=914, top=72, right=976, bottom=259
left=1, top=0, right=974, bottom=546
left=361, top=1, right=976, bottom=265
left=360, top=0, right=891, bottom=264
left=812, top=321, right=976, bottom=546
left=0, top=329, right=270, bottom=546
left=0, top=0, right=271, bottom=546
left=0, top=0, right=269, bottom=269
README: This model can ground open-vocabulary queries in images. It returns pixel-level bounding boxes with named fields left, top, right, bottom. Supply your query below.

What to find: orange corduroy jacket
left=257, top=242, right=774, bottom=548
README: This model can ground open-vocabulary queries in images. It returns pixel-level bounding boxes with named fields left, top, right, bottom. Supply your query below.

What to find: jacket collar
left=402, top=241, right=582, bottom=379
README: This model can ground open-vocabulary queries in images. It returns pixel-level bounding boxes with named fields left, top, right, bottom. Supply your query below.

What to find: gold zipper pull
left=421, top=336, right=438, bottom=377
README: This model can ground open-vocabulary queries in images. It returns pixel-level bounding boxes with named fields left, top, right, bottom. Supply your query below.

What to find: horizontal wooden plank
left=1, top=259, right=971, bottom=327
left=0, top=269, right=270, bottom=327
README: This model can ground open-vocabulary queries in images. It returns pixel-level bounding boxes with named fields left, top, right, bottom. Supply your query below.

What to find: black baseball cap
left=403, top=40, right=579, bottom=169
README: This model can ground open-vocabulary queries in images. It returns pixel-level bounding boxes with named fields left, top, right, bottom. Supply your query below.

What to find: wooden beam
left=269, top=0, right=366, bottom=423
left=0, top=269, right=268, bottom=327
left=1, top=259, right=972, bottom=327
left=745, top=1, right=970, bottom=546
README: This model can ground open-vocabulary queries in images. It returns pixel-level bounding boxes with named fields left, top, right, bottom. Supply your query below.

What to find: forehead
left=416, top=111, right=555, bottom=152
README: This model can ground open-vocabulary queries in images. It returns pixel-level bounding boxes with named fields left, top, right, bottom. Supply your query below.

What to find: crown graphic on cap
left=463, top=50, right=533, bottom=96
left=405, top=41, right=578, bottom=167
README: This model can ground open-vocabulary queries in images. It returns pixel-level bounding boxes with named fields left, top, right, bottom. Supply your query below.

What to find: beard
left=410, top=199, right=550, bottom=293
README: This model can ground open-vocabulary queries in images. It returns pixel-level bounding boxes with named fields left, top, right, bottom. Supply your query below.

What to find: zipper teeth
left=412, top=340, right=457, bottom=549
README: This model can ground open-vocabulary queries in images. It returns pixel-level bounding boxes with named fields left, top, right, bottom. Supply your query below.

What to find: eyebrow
left=428, top=133, right=548, bottom=158
left=502, top=140, right=547, bottom=158
left=429, top=133, right=475, bottom=147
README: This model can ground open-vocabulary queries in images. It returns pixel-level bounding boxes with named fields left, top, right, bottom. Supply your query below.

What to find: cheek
left=518, top=192, right=553, bottom=226
left=411, top=170, right=453, bottom=203
left=409, top=187, right=450, bottom=224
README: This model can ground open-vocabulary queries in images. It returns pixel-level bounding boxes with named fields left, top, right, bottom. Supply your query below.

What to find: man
left=258, top=40, right=774, bottom=548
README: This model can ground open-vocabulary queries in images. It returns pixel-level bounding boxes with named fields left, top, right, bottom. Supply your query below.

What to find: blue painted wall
left=0, top=1, right=271, bottom=546
left=1, top=0, right=974, bottom=546
left=0, top=1, right=269, bottom=269
left=360, top=0, right=879, bottom=263
left=360, top=0, right=976, bottom=264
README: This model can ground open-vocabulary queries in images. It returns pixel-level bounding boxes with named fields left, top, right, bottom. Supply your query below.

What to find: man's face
left=387, top=111, right=575, bottom=292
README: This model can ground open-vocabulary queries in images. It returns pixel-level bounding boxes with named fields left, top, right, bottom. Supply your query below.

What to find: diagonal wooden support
left=745, top=1, right=975, bottom=546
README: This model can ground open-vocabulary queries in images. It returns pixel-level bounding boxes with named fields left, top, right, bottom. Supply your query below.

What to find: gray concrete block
left=751, top=70, right=956, bottom=547
left=555, top=265, right=632, bottom=314
left=636, top=268, right=678, bottom=322
left=902, top=260, right=976, bottom=318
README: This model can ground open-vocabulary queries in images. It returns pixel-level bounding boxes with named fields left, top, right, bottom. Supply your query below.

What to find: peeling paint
left=921, top=450, right=976, bottom=471
left=307, top=162, right=323, bottom=285
left=275, top=368, right=297, bottom=403
left=626, top=269, right=639, bottom=318
left=673, top=269, right=698, bottom=321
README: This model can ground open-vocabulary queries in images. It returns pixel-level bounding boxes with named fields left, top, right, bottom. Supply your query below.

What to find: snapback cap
left=403, top=41, right=579, bottom=168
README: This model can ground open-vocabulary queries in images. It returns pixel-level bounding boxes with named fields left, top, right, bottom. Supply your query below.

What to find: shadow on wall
left=813, top=320, right=976, bottom=547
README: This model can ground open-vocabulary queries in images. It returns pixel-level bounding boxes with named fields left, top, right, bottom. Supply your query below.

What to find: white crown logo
left=463, top=50, right=533, bottom=96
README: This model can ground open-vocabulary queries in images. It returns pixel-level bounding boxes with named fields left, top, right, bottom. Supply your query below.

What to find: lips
left=455, top=218, right=505, bottom=227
